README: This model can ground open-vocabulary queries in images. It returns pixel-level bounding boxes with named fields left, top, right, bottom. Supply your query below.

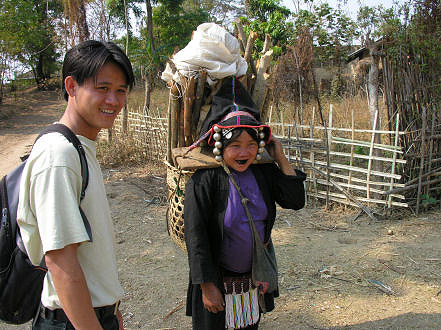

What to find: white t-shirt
left=17, top=132, right=123, bottom=309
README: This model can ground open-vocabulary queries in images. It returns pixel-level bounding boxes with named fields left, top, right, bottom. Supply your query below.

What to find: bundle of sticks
left=166, top=20, right=274, bottom=166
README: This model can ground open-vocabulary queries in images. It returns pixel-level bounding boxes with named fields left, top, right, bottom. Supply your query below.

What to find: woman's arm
left=184, top=170, right=219, bottom=284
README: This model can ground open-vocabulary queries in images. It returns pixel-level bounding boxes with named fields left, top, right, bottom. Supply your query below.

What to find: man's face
left=70, top=62, right=128, bottom=139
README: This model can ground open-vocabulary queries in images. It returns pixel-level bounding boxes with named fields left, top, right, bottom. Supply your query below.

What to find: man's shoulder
left=28, top=132, right=81, bottom=173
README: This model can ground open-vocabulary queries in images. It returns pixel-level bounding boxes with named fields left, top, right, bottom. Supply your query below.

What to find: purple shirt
left=220, top=168, right=268, bottom=273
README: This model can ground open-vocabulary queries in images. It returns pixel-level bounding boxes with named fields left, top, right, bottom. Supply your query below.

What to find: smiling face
left=63, top=62, right=128, bottom=140
left=222, top=130, right=259, bottom=172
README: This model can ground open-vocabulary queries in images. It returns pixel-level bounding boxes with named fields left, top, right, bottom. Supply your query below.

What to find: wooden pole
left=416, top=107, right=427, bottom=215
left=183, top=76, right=196, bottom=146
left=310, top=110, right=317, bottom=203
left=348, top=109, right=355, bottom=193
left=170, top=83, right=180, bottom=152
left=325, top=105, right=333, bottom=208
left=388, top=113, right=400, bottom=208
left=191, top=70, right=207, bottom=141
left=366, top=109, right=379, bottom=206
left=426, top=112, right=436, bottom=195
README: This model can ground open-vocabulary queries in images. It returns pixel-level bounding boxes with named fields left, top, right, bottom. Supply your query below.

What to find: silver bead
left=215, top=155, right=223, bottom=162
left=258, top=147, right=265, bottom=154
left=215, top=141, right=222, bottom=149
left=259, top=140, right=266, bottom=147
left=256, top=154, right=262, bottom=160
left=213, top=148, right=221, bottom=156
left=259, top=132, right=265, bottom=139
left=213, top=125, right=221, bottom=133
left=213, top=132, right=221, bottom=141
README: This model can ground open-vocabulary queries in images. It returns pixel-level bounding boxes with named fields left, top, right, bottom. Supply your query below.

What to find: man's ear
left=64, top=76, right=77, bottom=97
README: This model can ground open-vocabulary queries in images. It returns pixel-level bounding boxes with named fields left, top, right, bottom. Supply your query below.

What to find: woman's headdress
left=189, top=76, right=271, bottom=162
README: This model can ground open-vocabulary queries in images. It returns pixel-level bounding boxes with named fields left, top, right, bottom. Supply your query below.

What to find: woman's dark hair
left=221, top=127, right=259, bottom=149
left=62, top=40, right=135, bottom=101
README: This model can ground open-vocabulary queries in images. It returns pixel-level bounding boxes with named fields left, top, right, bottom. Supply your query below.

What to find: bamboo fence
left=268, top=105, right=408, bottom=212
left=382, top=45, right=441, bottom=214
left=109, top=103, right=410, bottom=213
left=112, top=108, right=168, bottom=161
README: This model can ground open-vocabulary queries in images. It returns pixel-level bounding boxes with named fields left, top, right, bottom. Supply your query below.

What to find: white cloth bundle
left=161, top=22, right=248, bottom=86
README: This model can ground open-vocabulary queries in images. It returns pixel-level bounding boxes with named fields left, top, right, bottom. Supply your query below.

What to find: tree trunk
left=121, top=0, right=129, bottom=133
left=367, top=37, right=383, bottom=187
left=77, top=0, right=90, bottom=42
left=145, top=0, right=154, bottom=51
left=142, top=0, right=155, bottom=114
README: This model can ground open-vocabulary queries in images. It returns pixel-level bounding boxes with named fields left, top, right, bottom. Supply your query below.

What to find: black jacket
left=184, top=163, right=306, bottom=329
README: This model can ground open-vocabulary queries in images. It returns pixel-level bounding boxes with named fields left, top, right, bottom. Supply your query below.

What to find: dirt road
left=1, top=90, right=441, bottom=329
left=0, top=91, right=62, bottom=177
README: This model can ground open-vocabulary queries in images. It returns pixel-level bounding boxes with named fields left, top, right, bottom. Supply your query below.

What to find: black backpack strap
left=36, top=123, right=92, bottom=241
left=1, top=176, right=13, bottom=253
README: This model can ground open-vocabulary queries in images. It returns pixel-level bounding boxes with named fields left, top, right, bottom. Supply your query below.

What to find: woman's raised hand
left=265, top=136, right=296, bottom=176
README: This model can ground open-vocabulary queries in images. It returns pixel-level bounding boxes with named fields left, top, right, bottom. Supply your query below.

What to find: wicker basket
left=165, top=161, right=195, bottom=252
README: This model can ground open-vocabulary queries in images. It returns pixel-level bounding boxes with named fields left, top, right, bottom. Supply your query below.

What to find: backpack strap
left=35, top=123, right=92, bottom=241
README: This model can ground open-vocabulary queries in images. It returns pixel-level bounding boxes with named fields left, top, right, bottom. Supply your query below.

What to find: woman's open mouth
left=236, top=159, right=248, bottom=165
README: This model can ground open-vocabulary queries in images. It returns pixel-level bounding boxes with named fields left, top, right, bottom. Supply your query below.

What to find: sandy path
left=0, top=91, right=63, bottom=177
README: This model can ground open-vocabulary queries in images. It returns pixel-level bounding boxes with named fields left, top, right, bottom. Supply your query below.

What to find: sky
left=281, top=0, right=401, bottom=18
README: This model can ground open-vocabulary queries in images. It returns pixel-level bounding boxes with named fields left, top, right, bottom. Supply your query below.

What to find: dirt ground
left=1, top=90, right=441, bottom=330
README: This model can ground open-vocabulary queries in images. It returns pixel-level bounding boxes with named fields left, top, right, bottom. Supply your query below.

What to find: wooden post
left=325, top=105, right=333, bottom=208
left=310, top=107, right=317, bottom=202
left=348, top=109, right=355, bottom=193
left=183, top=76, right=196, bottom=146
left=170, top=83, right=180, bottom=154
left=426, top=112, right=436, bottom=195
left=191, top=70, right=207, bottom=141
left=366, top=109, right=379, bottom=205
left=416, top=107, right=427, bottom=215
left=388, top=113, right=400, bottom=208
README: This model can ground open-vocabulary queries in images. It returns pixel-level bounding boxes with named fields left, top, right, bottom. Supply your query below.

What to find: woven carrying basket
left=165, top=161, right=194, bottom=252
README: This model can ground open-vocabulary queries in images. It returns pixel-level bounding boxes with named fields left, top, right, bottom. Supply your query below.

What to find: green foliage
left=0, top=0, right=61, bottom=87
left=293, top=3, right=358, bottom=65
left=153, top=1, right=210, bottom=57
left=106, top=0, right=145, bottom=31
left=380, top=1, right=441, bottom=101
left=241, top=0, right=293, bottom=56
left=421, top=194, right=437, bottom=207
left=354, top=146, right=368, bottom=156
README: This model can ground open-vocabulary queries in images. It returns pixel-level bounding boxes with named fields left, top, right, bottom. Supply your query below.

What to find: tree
left=184, top=0, right=245, bottom=26
left=243, top=0, right=293, bottom=56
left=153, top=0, right=210, bottom=57
left=356, top=5, right=394, bottom=176
left=0, top=0, right=61, bottom=89
left=293, top=3, right=358, bottom=66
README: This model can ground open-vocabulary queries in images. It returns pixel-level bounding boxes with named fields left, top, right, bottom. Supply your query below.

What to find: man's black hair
left=62, top=40, right=135, bottom=101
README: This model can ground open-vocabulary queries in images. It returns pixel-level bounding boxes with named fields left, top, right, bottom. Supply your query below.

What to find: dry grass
left=127, top=85, right=170, bottom=117
left=96, top=133, right=150, bottom=168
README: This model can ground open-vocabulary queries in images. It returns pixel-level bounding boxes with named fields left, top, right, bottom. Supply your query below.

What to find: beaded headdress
left=189, top=76, right=271, bottom=162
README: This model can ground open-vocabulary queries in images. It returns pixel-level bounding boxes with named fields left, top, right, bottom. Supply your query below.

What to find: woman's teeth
left=101, top=109, right=114, bottom=114
left=236, top=159, right=247, bottom=165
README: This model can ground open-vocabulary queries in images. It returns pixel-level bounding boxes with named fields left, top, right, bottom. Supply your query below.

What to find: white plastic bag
left=161, top=22, right=248, bottom=85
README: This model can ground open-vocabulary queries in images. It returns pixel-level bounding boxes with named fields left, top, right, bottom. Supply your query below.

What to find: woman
left=184, top=77, right=306, bottom=330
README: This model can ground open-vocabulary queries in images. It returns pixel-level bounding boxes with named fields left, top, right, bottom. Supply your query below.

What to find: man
left=17, top=40, right=135, bottom=329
